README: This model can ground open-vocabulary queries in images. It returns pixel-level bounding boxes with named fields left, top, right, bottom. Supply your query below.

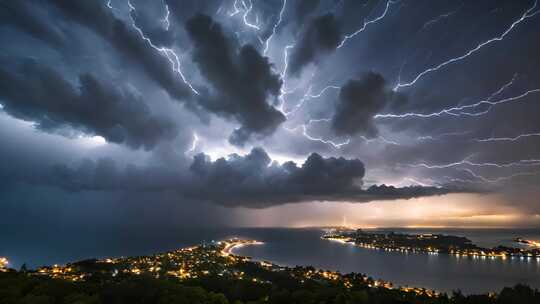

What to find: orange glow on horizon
left=232, top=193, right=540, bottom=228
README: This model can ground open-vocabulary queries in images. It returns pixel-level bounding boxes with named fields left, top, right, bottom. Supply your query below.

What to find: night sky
left=1, top=0, right=540, bottom=232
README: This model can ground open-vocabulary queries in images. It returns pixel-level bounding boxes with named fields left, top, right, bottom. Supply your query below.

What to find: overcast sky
left=1, top=0, right=540, bottom=232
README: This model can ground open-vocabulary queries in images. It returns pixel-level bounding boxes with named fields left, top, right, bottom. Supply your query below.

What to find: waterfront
left=3, top=227, right=540, bottom=294
left=232, top=228, right=540, bottom=294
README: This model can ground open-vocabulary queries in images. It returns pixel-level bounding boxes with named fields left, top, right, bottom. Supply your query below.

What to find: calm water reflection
left=233, top=228, right=540, bottom=294
left=3, top=227, right=540, bottom=294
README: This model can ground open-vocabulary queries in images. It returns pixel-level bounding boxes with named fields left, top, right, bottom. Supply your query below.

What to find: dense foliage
left=1, top=269, right=539, bottom=304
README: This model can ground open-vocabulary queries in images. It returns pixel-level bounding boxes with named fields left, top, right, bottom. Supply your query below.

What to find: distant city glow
left=234, top=194, right=536, bottom=228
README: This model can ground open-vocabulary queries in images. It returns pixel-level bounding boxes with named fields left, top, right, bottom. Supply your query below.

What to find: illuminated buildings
left=0, top=257, right=8, bottom=272
left=323, top=229, right=540, bottom=260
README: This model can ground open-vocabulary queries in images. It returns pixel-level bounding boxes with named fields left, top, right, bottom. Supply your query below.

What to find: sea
left=2, top=227, right=540, bottom=294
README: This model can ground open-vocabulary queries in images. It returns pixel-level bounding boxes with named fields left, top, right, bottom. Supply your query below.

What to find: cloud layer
left=1, top=0, right=539, bottom=231
left=0, top=60, right=176, bottom=149
left=186, top=14, right=286, bottom=146
left=331, top=72, right=404, bottom=138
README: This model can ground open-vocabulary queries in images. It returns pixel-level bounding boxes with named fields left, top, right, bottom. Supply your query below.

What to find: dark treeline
left=1, top=269, right=539, bottom=304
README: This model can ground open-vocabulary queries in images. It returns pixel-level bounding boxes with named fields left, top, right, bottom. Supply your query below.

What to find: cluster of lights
left=325, top=232, right=540, bottom=262
left=0, top=257, right=8, bottom=271
left=25, top=238, right=447, bottom=299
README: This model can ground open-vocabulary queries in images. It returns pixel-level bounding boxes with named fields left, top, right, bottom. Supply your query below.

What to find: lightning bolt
left=374, top=136, right=400, bottom=146
left=474, top=132, right=540, bottom=142
left=337, top=0, right=396, bottom=49
left=279, top=44, right=294, bottom=80
left=263, top=0, right=287, bottom=56
left=407, top=158, right=540, bottom=170
left=229, top=0, right=242, bottom=16
left=417, top=131, right=471, bottom=141
left=284, top=118, right=350, bottom=149
left=394, top=0, right=540, bottom=91
left=286, top=117, right=400, bottom=148
left=306, top=85, right=341, bottom=98
left=276, top=44, right=295, bottom=114
left=405, top=157, right=540, bottom=185
left=443, top=175, right=481, bottom=184
left=420, top=7, right=460, bottom=30
left=283, top=84, right=340, bottom=117
left=185, top=132, right=199, bottom=154
left=162, top=1, right=170, bottom=31
left=125, top=0, right=199, bottom=95
left=460, top=168, right=540, bottom=184
left=486, top=73, right=518, bottom=101
left=230, top=0, right=261, bottom=30
left=376, top=77, right=540, bottom=119
left=451, top=88, right=540, bottom=117
left=395, top=177, right=437, bottom=187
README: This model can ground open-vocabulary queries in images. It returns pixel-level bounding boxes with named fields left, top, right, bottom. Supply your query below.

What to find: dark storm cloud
left=1, top=0, right=538, bottom=226
left=288, top=13, right=342, bottom=77
left=286, top=0, right=321, bottom=33
left=185, top=14, right=285, bottom=146
left=38, top=147, right=456, bottom=207
left=0, top=1, right=65, bottom=47
left=331, top=72, right=405, bottom=137
left=49, top=0, right=194, bottom=103
left=188, top=147, right=453, bottom=206
left=0, top=60, right=177, bottom=149
left=188, top=147, right=365, bottom=205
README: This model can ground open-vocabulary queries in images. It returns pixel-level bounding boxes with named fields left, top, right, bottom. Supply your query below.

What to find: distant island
left=323, top=228, right=540, bottom=259
left=1, top=239, right=539, bottom=304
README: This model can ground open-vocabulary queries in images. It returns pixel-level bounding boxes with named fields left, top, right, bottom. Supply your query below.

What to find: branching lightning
left=474, top=132, right=540, bottom=142
left=285, top=117, right=400, bottom=148
left=283, top=84, right=340, bottom=117
left=124, top=0, right=199, bottom=95
left=276, top=44, right=295, bottom=114
left=285, top=120, right=351, bottom=149
left=420, top=7, right=460, bottom=31
left=229, top=0, right=261, bottom=30
left=162, top=1, right=170, bottom=31
left=263, top=0, right=287, bottom=56
left=459, top=168, right=540, bottom=184
left=394, top=0, right=540, bottom=91
left=394, top=177, right=438, bottom=187
left=405, top=157, right=540, bottom=185
left=337, top=0, right=396, bottom=49
left=417, top=131, right=471, bottom=141
left=229, top=0, right=242, bottom=16
left=406, top=157, right=540, bottom=170
left=486, top=73, right=518, bottom=101
left=376, top=77, right=540, bottom=119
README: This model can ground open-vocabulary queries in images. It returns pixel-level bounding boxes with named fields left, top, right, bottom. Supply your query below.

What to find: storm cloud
left=37, top=147, right=455, bottom=207
left=331, top=72, right=404, bottom=138
left=288, top=13, right=342, bottom=77
left=0, top=60, right=176, bottom=149
left=1, top=0, right=539, bottom=232
left=50, top=0, right=194, bottom=102
left=0, top=1, right=65, bottom=48
left=185, top=14, right=285, bottom=146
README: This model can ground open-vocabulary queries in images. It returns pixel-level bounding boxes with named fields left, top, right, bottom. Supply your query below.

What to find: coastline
left=221, top=239, right=264, bottom=256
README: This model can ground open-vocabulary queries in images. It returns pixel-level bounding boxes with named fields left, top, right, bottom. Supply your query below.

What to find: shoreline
left=220, top=239, right=264, bottom=256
